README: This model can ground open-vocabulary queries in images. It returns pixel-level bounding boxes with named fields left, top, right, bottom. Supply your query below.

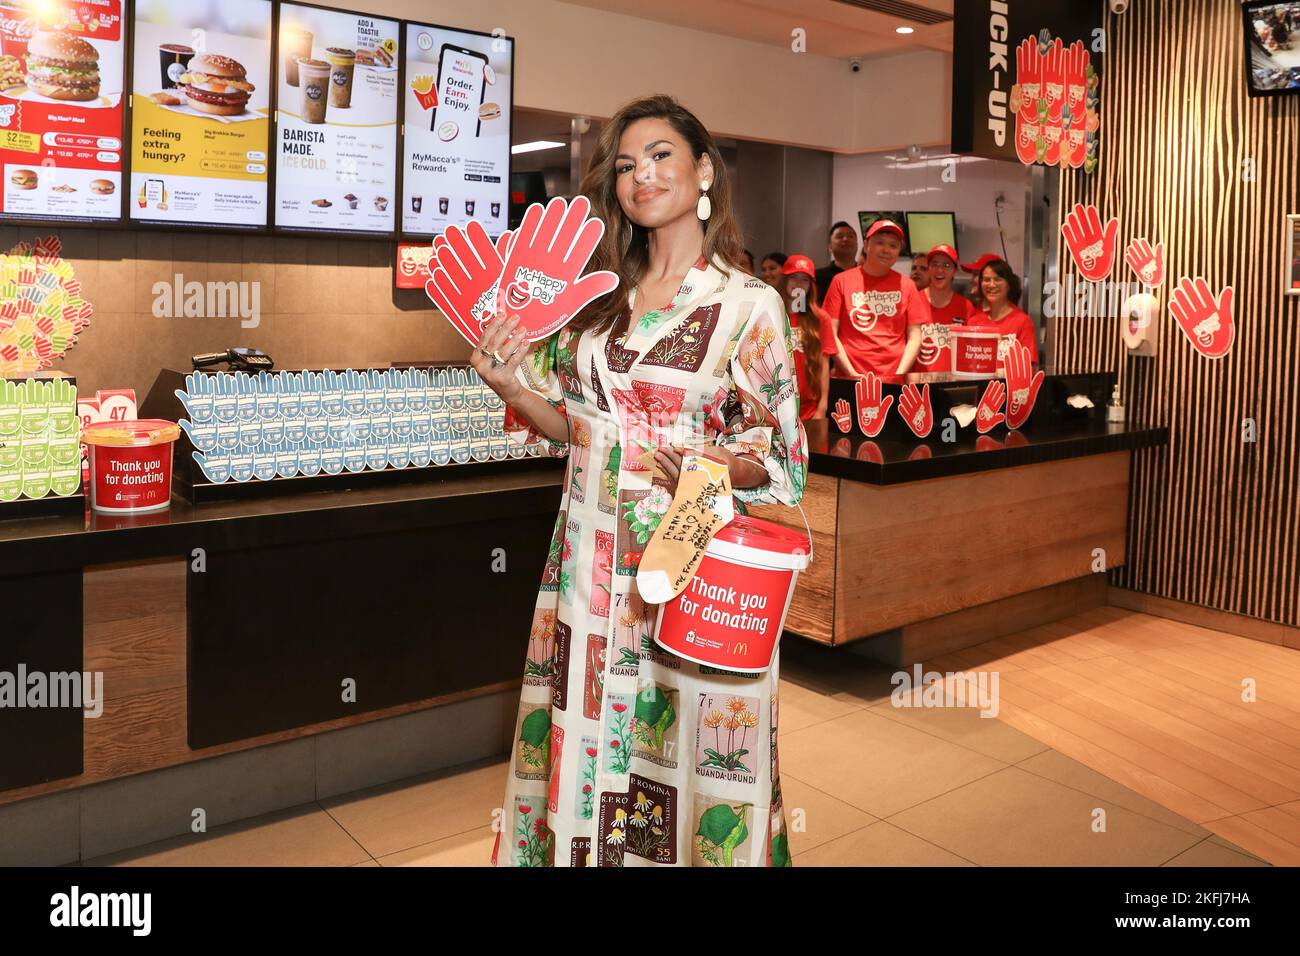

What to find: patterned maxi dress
left=491, top=256, right=808, bottom=867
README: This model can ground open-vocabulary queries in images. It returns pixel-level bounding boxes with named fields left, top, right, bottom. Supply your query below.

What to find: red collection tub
left=950, top=327, right=1003, bottom=379
left=653, top=515, right=811, bottom=673
left=82, top=420, right=180, bottom=514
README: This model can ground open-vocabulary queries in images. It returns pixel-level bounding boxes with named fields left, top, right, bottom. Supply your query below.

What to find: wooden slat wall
left=1054, top=0, right=1300, bottom=627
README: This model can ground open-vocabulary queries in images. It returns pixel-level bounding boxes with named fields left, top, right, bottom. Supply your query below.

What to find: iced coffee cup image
left=297, top=57, right=330, bottom=123
left=282, top=30, right=312, bottom=87
left=326, top=47, right=355, bottom=109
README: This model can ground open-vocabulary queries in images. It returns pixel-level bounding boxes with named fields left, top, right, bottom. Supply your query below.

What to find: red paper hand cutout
left=1061, top=203, right=1118, bottom=281
left=897, top=383, right=933, bottom=438
left=975, top=380, right=1006, bottom=433
left=1064, top=40, right=1088, bottom=117
left=831, top=398, right=853, bottom=433
left=854, top=372, right=894, bottom=438
left=495, top=196, right=619, bottom=343
left=1004, top=340, right=1044, bottom=430
left=1170, top=277, right=1234, bottom=359
left=1042, top=39, right=1066, bottom=124
left=425, top=221, right=513, bottom=346
left=1015, top=39, right=1042, bottom=123
left=1124, top=238, right=1165, bottom=287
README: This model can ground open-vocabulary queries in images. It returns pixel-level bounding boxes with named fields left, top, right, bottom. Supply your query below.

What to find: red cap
left=865, top=219, right=905, bottom=241
left=962, top=253, right=1004, bottom=274
left=781, top=254, right=816, bottom=279
left=927, top=244, right=959, bottom=266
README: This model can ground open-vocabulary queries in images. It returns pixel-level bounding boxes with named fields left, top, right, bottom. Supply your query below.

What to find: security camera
left=1108, top=0, right=1128, bottom=13
left=850, top=58, right=862, bottom=73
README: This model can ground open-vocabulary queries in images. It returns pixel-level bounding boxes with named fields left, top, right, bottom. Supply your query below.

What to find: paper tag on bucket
left=636, top=454, right=732, bottom=605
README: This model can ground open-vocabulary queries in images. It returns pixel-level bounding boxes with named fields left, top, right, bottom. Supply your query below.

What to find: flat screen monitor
left=1243, top=1, right=1300, bottom=96
left=401, top=22, right=513, bottom=238
left=129, top=0, right=273, bottom=230
left=857, top=210, right=909, bottom=256
left=273, top=3, right=400, bottom=235
left=906, top=212, right=958, bottom=256
left=0, top=0, right=127, bottom=225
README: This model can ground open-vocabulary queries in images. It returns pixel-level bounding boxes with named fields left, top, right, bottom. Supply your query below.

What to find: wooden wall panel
left=1054, top=0, right=1300, bottom=627
left=1055, top=0, right=1300, bottom=629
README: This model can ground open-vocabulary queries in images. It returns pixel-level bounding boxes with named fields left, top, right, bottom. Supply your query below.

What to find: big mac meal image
left=24, top=32, right=100, bottom=102
left=177, top=53, right=255, bottom=116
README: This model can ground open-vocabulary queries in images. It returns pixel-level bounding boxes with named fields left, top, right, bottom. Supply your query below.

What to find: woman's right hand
left=470, top=313, right=530, bottom=404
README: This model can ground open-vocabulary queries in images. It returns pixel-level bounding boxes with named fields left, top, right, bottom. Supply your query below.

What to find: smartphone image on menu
left=432, top=43, right=488, bottom=139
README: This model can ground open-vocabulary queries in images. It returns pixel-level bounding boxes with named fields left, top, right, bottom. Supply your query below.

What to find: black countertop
left=0, top=459, right=565, bottom=575
left=805, top=417, right=1168, bottom=485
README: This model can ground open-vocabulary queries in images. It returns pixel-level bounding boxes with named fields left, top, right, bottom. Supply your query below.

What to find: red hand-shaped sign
left=1064, top=40, right=1088, bottom=117
left=831, top=398, right=853, bottom=433
left=495, top=196, right=620, bottom=343
left=1061, top=203, right=1118, bottom=282
left=1003, top=340, right=1044, bottom=430
left=425, top=221, right=512, bottom=347
left=975, top=380, right=1006, bottom=434
left=1170, top=277, right=1235, bottom=359
left=897, top=383, right=933, bottom=438
left=1124, top=238, right=1165, bottom=287
left=1042, top=39, right=1066, bottom=124
left=1015, top=39, right=1042, bottom=123
left=854, top=372, right=894, bottom=438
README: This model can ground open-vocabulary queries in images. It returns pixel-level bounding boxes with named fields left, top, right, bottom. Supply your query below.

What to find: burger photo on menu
left=128, top=0, right=272, bottom=228
left=175, top=53, right=255, bottom=117
left=23, top=31, right=101, bottom=101
left=0, top=1, right=126, bottom=222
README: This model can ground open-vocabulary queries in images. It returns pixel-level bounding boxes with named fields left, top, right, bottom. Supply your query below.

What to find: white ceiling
left=560, top=0, right=954, bottom=58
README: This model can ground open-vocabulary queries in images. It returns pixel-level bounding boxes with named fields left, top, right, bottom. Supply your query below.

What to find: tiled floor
left=83, top=612, right=1274, bottom=867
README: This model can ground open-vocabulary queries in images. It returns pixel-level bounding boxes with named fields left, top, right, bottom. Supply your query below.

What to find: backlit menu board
left=0, top=0, right=126, bottom=223
left=274, top=3, right=398, bottom=234
left=401, top=24, right=512, bottom=237
left=129, top=0, right=272, bottom=229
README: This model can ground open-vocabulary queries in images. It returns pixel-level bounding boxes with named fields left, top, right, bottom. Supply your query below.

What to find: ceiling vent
left=831, top=0, right=952, bottom=26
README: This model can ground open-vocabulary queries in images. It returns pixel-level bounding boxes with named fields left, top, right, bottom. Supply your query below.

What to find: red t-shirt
left=964, top=305, right=1038, bottom=369
left=822, top=267, right=929, bottom=376
left=790, top=310, right=839, bottom=421
left=915, top=290, right=974, bottom=373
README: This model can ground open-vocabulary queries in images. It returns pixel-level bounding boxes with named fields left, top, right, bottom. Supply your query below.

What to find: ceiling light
left=896, top=26, right=915, bottom=35
left=511, top=140, right=565, bottom=155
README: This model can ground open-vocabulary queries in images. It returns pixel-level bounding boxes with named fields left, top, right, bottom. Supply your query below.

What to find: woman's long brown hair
left=779, top=274, right=824, bottom=402
left=572, top=94, right=746, bottom=336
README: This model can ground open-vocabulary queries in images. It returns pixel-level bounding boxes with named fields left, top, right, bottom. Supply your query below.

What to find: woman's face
left=761, top=258, right=783, bottom=286
left=785, top=273, right=812, bottom=310
left=980, top=267, right=1010, bottom=308
left=614, top=117, right=711, bottom=231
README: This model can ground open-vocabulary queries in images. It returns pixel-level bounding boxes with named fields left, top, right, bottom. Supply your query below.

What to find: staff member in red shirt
left=915, top=244, right=974, bottom=373
left=777, top=254, right=838, bottom=421
left=964, top=257, right=1038, bottom=370
left=821, top=219, right=928, bottom=377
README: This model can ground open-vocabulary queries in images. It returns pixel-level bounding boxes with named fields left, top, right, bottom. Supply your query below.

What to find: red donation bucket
left=82, top=419, right=180, bottom=514
left=652, top=515, right=810, bottom=673
left=950, top=327, right=1002, bottom=380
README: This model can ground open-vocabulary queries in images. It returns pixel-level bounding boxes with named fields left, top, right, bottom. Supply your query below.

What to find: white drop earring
left=696, top=181, right=711, bottom=222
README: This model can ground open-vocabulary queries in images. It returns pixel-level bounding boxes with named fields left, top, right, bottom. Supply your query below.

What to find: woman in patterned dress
left=472, top=95, right=808, bottom=867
